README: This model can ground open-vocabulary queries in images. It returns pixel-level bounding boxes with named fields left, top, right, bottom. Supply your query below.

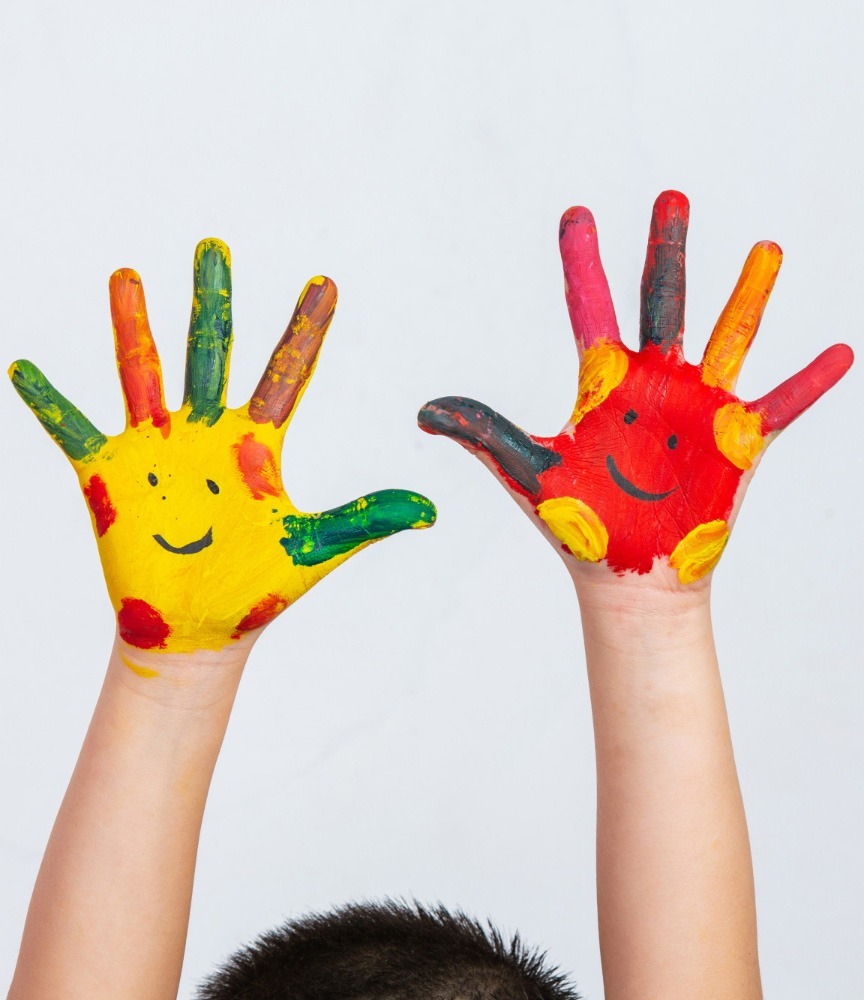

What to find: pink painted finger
left=559, top=207, right=621, bottom=354
left=753, top=343, right=854, bottom=433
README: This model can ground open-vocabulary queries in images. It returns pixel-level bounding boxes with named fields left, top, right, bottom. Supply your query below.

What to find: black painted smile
left=153, top=527, right=214, bottom=555
left=606, top=455, right=678, bottom=503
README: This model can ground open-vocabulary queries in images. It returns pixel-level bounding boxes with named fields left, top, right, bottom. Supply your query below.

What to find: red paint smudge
left=232, top=593, right=289, bottom=638
left=233, top=433, right=281, bottom=499
left=83, top=474, right=117, bottom=536
left=118, top=598, right=171, bottom=649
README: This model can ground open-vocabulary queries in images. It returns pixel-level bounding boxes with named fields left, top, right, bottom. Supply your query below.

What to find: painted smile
left=606, top=455, right=678, bottom=503
left=153, top=527, right=214, bottom=555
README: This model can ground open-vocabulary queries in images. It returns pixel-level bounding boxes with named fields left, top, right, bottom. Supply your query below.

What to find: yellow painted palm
left=10, top=240, right=435, bottom=653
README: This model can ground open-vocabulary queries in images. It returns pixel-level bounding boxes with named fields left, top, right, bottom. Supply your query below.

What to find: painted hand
left=10, top=240, right=435, bottom=652
left=419, top=192, right=852, bottom=586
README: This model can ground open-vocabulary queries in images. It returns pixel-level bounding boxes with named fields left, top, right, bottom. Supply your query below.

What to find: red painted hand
left=419, top=192, right=853, bottom=586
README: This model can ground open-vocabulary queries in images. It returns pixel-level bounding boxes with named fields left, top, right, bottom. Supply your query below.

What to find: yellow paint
left=702, top=241, right=782, bottom=390
left=537, top=496, right=608, bottom=562
left=570, top=341, right=628, bottom=425
left=121, top=654, right=159, bottom=679
left=669, top=520, right=729, bottom=584
left=70, top=404, right=354, bottom=653
left=713, top=401, right=765, bottom=470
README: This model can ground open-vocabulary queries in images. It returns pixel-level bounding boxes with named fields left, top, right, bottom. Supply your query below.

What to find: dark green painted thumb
left=281, top=489, right=436, bottom=566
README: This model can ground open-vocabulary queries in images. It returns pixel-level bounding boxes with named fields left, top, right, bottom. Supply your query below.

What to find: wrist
left=109, top=630, right=254, bottom=713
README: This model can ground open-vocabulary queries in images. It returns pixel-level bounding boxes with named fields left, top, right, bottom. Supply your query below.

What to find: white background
left=1, top=2, right=862, bottom=997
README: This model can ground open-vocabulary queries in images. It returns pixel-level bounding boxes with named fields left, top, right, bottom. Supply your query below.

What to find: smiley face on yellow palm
left=10, top=241, right=435, bottom=653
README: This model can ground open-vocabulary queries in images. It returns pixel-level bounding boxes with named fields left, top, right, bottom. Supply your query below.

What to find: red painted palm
left=419, top=192, right=853, bottom=585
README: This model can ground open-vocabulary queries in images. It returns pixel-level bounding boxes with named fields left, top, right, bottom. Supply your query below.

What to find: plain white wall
left=1, top=2, right=861, bottom=996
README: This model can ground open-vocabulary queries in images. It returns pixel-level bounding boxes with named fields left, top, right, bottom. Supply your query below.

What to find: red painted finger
left=559, top=206, right=621, bottom=354
left=753, top=343, right=854, bottom=433
left=639, top=190, right=689, bottom=352
left=248, top=276, right=337, bottom=428
left=109, top=269, right=170, bottom=431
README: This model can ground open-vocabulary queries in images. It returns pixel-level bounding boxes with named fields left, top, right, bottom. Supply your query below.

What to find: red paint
left=534, top=345, right=743, bottom=575
left=118, top=597, right=171, bottom=649
left=233, top=433, right=281, bottom=499
left=232, top=593, right=289, bottom=638
left=83, top=474, right=117, bottom=536
left=559, top=206, right=621, bottom=351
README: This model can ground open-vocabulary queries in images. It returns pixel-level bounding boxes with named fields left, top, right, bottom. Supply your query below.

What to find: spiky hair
left=196, top=900, right=580, bottom=1000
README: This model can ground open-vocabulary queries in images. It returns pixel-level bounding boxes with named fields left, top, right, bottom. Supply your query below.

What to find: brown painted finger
left=248, top=276, right=337, bottom=428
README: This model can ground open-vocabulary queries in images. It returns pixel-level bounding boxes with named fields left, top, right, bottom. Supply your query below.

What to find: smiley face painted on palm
left=419, top=192, right=853, bottom=584
left=11, top=240, right=435, bottom=653
left=536, top=346, right=747, bottom=575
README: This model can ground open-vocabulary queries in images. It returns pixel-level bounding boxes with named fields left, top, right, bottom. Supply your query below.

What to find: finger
left=281, top=490, right=436, bottom=566
left=9, top=359, right=107, bottom=461
left=752, top=343, right=854, bottom=433
left=109, top=268, right=171, bottom=431
left=184, top=238, right=233, bottom=425
left=418, top=396, right=561, bottom=497
left=559, top=206, right=621, bottom=355
left=248, top=275, right=337, bottom=428
left=701, top=241, right=783, bottom=390
left=639, top=190, right=689, bottom=352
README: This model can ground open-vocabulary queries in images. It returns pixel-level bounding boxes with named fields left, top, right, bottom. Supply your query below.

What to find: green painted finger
left=184, top=238, right=233, bottom=424
left=281, top=490, right=437, bottom=566
left=8, top=359, right=107, bottom=461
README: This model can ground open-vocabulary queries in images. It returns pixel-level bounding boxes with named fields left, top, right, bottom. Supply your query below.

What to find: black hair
left=196, top=899, right=580, bottom=1000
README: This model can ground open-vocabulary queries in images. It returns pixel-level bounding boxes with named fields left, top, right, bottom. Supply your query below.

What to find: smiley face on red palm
left=419, top=192, right=853, bottom=584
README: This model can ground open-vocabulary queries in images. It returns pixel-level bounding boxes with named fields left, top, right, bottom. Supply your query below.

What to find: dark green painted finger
left=281, top=490, right=437, bottom=566
left=184, top=238, right=233, bottom=424
left=8, top=359, right=107, bottom=461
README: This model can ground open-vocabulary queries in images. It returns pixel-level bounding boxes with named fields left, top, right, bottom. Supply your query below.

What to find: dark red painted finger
left=418, top=396, right=561, bottom=497
left=109, top=269, right=170, bottom=431
left=248, top=276, right=338, bottom=428
left=559, top=206, right=621, bottom=354
left=639, top=190, right=690, bottom=352
left=752, top=343, right=854, bottom=433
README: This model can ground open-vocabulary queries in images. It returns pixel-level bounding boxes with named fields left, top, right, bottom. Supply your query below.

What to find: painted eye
left=148, top=472, right=158, bottom=486
left=623, top=409, right=638, bottom=424
left=206, top=479, right=220, bottom=495
left=667, top=434, right=678, bottom=449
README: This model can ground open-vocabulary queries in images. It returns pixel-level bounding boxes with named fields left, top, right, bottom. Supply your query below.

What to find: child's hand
left=419, top=191, right=851, bottom=588
left=10, top=240, right=435, bottom=653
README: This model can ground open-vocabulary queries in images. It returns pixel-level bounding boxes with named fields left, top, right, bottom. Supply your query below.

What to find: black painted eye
left=623, top=409, right=638, bottom=424
left=667, top=434, right=678, bottom=449
left=206, top=479, right=220, bottom=495
left=148, top=472, right=158, bottom=486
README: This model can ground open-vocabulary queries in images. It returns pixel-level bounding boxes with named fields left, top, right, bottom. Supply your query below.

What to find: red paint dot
left=83, top=474, right=117, bottom=536
left=118, top=598, right=171, bottom=649
left=232, top=594, right=289, bottom=639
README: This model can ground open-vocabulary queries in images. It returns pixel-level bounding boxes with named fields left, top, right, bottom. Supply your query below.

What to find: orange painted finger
left=248, top=276, right=337, bottom=428
left=109, top=268, right=170, bottom=431
left=702, top=241, right=782, bottom=390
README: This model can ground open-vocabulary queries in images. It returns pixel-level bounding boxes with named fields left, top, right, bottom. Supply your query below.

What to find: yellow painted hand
left=10, top=240, right=435, bottom=653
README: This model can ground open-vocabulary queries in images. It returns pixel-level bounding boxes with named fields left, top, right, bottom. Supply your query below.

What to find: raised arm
left=419, top=191, right=853, bottom=999
left=7, top=241, right=435, bottom=1000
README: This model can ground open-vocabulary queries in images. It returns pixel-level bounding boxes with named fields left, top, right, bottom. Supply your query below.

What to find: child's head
left=196, top=900, right=578, bottom=999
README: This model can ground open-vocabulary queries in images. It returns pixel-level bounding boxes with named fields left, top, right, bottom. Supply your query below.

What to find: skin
left=418, top=192, right=853, bottom=998
left=9, top=241, right=436, bottom=654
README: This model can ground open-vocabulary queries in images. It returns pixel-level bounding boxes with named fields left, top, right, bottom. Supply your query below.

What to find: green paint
left=184, top=239, right=233, bottom=424
left=281, top=490, right=436, bottom=566
left=9, top=359, right=107, bottom=461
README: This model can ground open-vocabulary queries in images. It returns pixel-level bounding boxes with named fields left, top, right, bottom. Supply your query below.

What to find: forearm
left=8, top=636, right=250, bottom=1000
left=575, top=576, right=760, bottom=1000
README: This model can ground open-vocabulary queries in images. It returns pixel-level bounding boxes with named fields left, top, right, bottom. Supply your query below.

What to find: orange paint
left=233, top=433, right=281, bottom=499
left=233, top=593, right=289, bottom=637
